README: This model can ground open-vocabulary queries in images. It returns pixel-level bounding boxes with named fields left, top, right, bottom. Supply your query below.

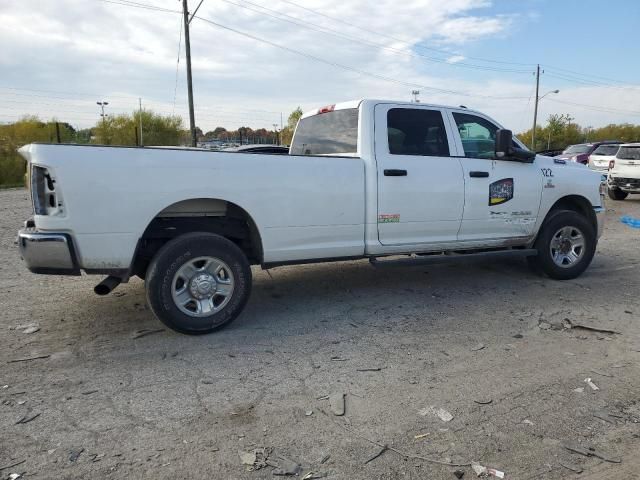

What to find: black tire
left=145, top=232, right=252, bottom=335
left=607, top=187, right=628, bottom=201
left=527, top=210, right=596, bottom=280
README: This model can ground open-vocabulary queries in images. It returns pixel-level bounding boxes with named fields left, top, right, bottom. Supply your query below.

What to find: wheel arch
left=131, top=197, right=263, bottom=278
left=536, top=195, right=597, bottom=241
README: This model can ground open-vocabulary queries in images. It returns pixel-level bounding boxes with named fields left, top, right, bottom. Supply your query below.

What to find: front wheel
left=607, top=187, right=628, bottom=201
left=527, top=210, right=596, bottom=280
left=146, top=232, right=252, bottom=334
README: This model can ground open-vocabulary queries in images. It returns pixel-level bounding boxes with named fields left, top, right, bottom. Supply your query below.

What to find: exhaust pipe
left=94, top=276, right=122, bottom=296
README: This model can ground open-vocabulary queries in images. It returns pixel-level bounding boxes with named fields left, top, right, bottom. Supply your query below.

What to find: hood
left=537, top=154, right=589, bottom=169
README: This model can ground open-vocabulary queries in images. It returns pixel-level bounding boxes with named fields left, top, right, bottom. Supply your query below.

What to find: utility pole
left=531, top=64, right=540, bottom=151
left=182, top=0, right=197, bottom=147
left=411, top=90, right=420, bottom=103
left=97, top=101, right=109, bottom=143
left=138, top=98, right=144, bottom=146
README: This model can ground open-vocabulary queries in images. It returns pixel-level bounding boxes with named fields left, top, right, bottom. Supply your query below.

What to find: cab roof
left=301, top=99, right=481, bottom=119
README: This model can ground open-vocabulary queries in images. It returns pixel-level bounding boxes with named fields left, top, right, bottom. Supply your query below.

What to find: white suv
left=608, top=143, right=640, bottom=200
left=589, top=144, right=620, bottom=172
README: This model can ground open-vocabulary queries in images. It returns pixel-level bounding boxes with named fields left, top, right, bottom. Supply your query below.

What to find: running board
left=369, top=249, right=538, bottom=268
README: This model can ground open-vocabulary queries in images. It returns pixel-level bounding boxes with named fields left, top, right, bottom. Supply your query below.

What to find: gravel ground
left=1, top=187, right=639, bottom=480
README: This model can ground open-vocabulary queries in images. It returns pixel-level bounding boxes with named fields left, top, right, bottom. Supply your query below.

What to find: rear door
left=375, top=104, right=464, bottom=246
left=447, top=109, right=542, bottom=241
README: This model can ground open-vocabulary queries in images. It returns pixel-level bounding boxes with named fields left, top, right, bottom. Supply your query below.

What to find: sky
left=0, top=0, right=639, bottom=132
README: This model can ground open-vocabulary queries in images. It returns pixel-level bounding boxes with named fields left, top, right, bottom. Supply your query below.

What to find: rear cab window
left=290, top=108, right=359, bottom=156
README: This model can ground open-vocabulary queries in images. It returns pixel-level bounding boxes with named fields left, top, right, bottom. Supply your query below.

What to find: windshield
left=563, top=144, right=591, bottom=154
left=617, top=146, right=640, bottom=160
left=592, top=145, right=619, bottom=156
left=290, top=108, right=359, bottom=155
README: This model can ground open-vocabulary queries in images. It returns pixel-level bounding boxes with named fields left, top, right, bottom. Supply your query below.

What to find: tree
left=0, top=116, right=85, bottom=187
left=516, top=113, right=622, bottom=152
left=93, top=110, right=183, bottom=146
left=280, top=107, right=303, bottom=146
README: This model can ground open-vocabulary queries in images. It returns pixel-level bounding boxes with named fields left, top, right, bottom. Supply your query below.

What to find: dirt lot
left=1, top=187, right=639, bottom=480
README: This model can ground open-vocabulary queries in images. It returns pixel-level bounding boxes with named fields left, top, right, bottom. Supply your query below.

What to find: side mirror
left=495, top=129, right=536, bottom=163
left=495, top=129, right=512, bottom=158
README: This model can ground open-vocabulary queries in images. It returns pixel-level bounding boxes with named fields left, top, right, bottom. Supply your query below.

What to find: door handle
left=469, top=171, right=489, bottom=178
left=384, top=169, right=407, bottom=176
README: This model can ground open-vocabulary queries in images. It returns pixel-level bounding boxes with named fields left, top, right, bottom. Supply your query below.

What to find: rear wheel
left=607, top=187, right=628, bottom=201
left=527, top=210, right=596, bottom=280
left=146, top=232, right=252, bottom=334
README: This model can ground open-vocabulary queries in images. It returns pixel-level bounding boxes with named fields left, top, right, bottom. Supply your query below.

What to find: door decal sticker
left=378, top=214, right=400, bottom=223
left=488, top=178, right=514, bottom=206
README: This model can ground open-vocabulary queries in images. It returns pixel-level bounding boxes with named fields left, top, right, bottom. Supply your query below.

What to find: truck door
left=375, top=104, right=464, bottom=246
left=447, top=110, right=543, bottom=242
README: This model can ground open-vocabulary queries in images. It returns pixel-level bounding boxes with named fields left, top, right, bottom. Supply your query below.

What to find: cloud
left=0, top=0, right=638, bottom=132
left=446, top=55, right=467, bottom=64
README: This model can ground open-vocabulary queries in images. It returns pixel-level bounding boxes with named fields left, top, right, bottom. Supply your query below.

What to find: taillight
left=317, top=104, right=335, bottom=114
left=30, top=165, right=57, bottom=215
left=609, top=160, right=615, bottom=170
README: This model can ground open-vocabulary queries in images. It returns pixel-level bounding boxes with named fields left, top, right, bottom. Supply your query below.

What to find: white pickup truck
left=18, top=99, right=605, bottom=334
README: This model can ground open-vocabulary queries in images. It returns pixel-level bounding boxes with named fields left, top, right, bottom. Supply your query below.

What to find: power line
left=94, top=0, right=180, bottom=14
left=545, top=98, right=640, bottom=117
left=544, top=71, right=640, bottom=91
left=0, top=92, right=280, bottom=118
left=90, top=0, right=639, bottom=92
left=221, top=0, right=532, bottom=74
left=193, top=15, right=528, bottom=100
left=275, top=0, right=536, bottom=68
left=542, top=64, right=639, bottom=87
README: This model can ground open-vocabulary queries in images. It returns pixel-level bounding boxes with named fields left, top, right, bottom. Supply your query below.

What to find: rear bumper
left=17, top=228, right=81, bottom=275
left=594, top=206, right=605, bottom=239
left=608, top=175, right=640, bottom=192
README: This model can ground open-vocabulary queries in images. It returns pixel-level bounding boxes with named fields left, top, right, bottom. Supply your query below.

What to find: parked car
left=536, top=148, right=564, bottom=158
left=556, top=141, right=621, bottom=165
left=17, top=99, right=604, bottom=334
left=588, top=144, right=621, bottom=172
left=607, top=143, right=640, bottom=200
left=222, top=144, right=289, bottom=154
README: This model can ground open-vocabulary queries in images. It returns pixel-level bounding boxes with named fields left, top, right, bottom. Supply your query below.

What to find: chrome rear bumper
left=17, top=228, right=80, bottom=275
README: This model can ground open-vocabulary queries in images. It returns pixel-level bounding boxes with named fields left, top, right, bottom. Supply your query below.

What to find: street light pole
left=97, top=101, right=109, bottom=143
left=272, top=123, right=279, bottom=145
left=97, top=101, right=109, bottom=125
left=182, top=0, right=197, bottom=147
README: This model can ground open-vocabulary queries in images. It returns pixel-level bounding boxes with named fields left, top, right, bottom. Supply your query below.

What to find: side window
left=387, top=108, right=450, bottom=157
left=452, top=112, right=499, bottom=159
